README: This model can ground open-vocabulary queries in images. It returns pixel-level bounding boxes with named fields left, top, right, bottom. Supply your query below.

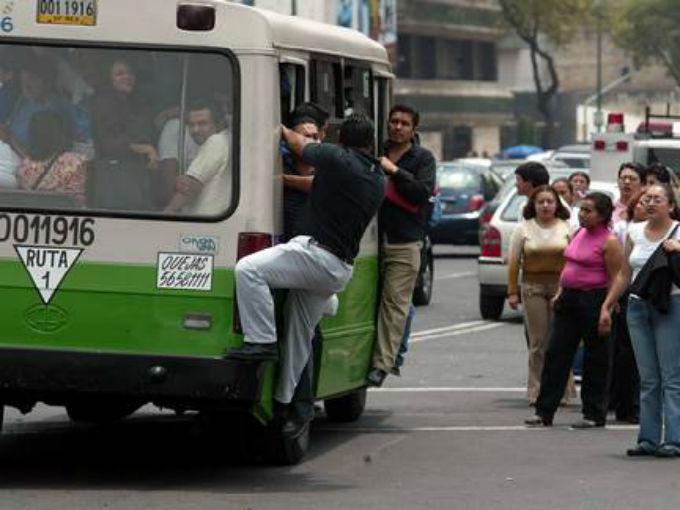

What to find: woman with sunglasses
left=600, top=184, right=680, bottom=457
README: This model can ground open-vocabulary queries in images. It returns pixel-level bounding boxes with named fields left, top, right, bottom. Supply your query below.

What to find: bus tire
left=0, top=404, right=4, bottom=434
left=323, top=387, right=367, bottom=423
left=268, top=420, right=310, bottom=466
left=65, top=400, right=141, bottom=424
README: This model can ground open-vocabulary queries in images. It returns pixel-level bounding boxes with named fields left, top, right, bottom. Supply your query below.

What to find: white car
left=477, top=180, right=618, bottom=320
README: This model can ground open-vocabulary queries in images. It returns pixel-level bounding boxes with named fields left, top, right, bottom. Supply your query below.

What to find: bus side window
left=375, top=77, right=390, bottom=153
left=311, top=59, right=342, bottom=142
left=343, top=65, right=373, bottom=117
left=279, top=63, right=305, bottom=126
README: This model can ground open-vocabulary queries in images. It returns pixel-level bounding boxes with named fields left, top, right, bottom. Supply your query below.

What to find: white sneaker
left=322, top=294, right=339, bottom=317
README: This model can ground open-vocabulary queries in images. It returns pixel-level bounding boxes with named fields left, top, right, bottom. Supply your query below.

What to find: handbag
left=87, top=158, right=153, bottom=211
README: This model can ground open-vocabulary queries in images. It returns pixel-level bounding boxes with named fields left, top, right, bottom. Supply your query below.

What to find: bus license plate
left=36, top=0, right=97, bottom=26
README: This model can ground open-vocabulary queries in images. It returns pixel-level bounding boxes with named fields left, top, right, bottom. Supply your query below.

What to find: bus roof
left=251, top=5, right=390, bottom=65
left=6, top=0, right=390, bottom=66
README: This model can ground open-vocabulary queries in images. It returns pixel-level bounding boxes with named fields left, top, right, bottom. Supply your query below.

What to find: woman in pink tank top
left=526, top=192, right=623, bottom=428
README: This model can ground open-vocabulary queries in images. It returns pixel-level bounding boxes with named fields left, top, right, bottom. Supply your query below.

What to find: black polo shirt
left=296, top=143, right=385, bottom=262
left=380, top=143, right=437, bottom=243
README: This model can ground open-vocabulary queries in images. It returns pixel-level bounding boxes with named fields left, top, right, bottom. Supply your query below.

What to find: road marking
left=435, top=271, right=476, bottom=281
left=410, top=320, right=489, bottom=338
left=317, top=425, right=639, bottom=433
left=370, top=387, right=526, bottom=393
left=411, top=322, right=504, bottom=343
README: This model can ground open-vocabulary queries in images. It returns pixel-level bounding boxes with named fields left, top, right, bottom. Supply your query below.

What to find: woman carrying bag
left=600, top=183, right=680, bottom=457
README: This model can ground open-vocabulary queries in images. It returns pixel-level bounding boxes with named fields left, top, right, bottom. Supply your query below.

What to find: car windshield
left=0, top=43, right=236, bottom=219
left=437, top=165, right=482, bottom=191
left=554, top=156, right=590, bottom=169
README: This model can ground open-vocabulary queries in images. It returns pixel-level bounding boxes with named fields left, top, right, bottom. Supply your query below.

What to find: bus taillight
left=233, top=233, right=273, bottom=334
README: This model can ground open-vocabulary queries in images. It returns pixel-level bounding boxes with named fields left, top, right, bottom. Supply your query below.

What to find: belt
left=310, top=239, right=354, bottom=266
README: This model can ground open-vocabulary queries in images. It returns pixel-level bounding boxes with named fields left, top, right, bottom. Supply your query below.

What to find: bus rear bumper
left=0, top=348, right=266, bottom=408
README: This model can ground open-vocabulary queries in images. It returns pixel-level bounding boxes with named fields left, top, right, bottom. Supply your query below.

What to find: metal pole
left=291, top=0, right=297, bottom=15
left=595, top=4, right=603, bottom=133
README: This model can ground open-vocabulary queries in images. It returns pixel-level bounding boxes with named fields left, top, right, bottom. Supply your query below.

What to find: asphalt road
left=1, top=245, right=679, bottom=510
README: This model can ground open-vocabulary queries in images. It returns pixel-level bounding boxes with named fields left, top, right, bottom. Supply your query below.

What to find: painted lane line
left=370, top=387, right=527, bottom=393
left=317, top=425, right=639, bottom=433
left=435, top=271, right=477, bottom=281
left=411, top=323, right=504, bottom=343
left=410, top=320, right=489, bottom=338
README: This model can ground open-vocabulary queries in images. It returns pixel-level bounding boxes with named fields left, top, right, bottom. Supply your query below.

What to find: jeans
left=395, top=303, right=416, bottom=369
left=536, top=288, right=611, bottom=423
left=627, top=294, right=680, bottom=448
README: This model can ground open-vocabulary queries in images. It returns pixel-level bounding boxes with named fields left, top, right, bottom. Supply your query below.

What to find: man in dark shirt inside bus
left=229, top=113, right=385, bottom=436
left=367, top=104, right=436, bottom=387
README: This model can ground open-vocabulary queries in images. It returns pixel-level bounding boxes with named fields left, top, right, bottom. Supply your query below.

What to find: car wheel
left=413, top=252, right=434, bottom=306
left=324, top=387, right=367, bottom=423
left=479, top=292, right=504, bottom=320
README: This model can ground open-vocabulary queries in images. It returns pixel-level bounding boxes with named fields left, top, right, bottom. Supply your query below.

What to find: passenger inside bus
left=90, top=57, right=158, bottom=170
left=0, top=45, right=235, bottom=216
left=164, top=99, right=230, bottom=216
left=16, top=110, right=86, bottom=206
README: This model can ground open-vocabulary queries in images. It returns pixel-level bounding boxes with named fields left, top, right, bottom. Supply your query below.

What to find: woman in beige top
left=507, top=185, right=575, bottom=405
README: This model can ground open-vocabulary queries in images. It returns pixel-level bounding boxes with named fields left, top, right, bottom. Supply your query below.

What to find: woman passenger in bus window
left=16, top=111, right=86, bottom=205
left=90, top=57, right=158, bottom=169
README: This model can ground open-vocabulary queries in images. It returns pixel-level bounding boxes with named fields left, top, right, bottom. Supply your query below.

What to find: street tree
left=612, top=0, right=680, bottom=86
left=498, top=0, right=595, bottom=147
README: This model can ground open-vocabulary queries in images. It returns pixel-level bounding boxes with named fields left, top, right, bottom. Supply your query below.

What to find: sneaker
left=655, top=444, right=680, bottom=458
left=570, top=419, right=605, bottom=429
left=226, top=343, right=278, bottom=360
left=366, top=368, right=387, bottom=387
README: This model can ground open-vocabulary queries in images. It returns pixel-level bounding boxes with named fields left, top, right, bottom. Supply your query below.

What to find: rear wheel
left=324, top=387, right=367, bottom=423
left=268, top=420, right=310, bottom=466
left=479, top=292, right=504, bottom=320
left=66, top=400, right=142, bottom=424
left=413, top=254, right=434, bottom=306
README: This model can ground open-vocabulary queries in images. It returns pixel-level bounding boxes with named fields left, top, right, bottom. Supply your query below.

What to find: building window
left=398, top=34, right=497, bottom=82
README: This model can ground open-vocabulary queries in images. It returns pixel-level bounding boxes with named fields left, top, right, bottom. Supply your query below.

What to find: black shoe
left=366, top=368, right=387, bottom=387
left=626, top=444, right=656, bottom=457
left=616, top=414, right=640, bottom=424
left=570, top=419, right=605, bottom=429
left=524, top=415, right=552, bottom=427
left=226, top=343, right=278, bottom=360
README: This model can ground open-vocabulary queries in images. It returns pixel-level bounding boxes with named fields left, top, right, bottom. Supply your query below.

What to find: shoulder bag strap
left=31, top=153, right=62, bottom=191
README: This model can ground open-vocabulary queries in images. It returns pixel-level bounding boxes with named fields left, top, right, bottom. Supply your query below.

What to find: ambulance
left=590, top=108, right=680, bottom=183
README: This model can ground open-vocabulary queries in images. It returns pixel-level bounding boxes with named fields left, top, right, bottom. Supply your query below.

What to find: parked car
left=477, top=180, right=617, bottom=320
left=429, top=160, right=503, bottom=245
left=478, top=161, right=572, bottom=244
left=550, top=143, right=591, bottom=172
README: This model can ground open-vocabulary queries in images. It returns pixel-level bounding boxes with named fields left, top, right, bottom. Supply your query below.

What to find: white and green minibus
left=0, top=0, right=393, bottom=464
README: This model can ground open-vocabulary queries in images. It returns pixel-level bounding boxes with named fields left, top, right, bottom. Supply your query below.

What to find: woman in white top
left=600, top=183, right=680, bottom=457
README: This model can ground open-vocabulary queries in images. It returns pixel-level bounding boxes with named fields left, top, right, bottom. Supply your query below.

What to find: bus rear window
left=0, top=44, right=236, bottom=219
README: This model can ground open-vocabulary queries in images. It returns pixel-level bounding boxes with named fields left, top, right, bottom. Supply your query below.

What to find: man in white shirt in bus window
left=164, top=100, right=230, bottom=216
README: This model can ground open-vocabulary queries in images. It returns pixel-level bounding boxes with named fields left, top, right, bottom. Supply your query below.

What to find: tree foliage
left=611, top=0, right=680, bottom=86
left=498, top=0, right=596, bottom=147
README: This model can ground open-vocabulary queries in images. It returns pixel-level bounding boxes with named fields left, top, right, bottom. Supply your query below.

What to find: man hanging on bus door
left=367, top=104, right=436, bottom=387
left=229, top=113, right=385, bottom=436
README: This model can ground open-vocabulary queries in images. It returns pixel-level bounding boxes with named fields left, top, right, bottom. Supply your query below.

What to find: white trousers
left=234, top=236, right=353, bottom=403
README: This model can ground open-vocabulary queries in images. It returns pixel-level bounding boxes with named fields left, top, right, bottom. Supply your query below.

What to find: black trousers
left=536, top=288, right=611, bottom=423
left=608, top=292, right=640, bottom=420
